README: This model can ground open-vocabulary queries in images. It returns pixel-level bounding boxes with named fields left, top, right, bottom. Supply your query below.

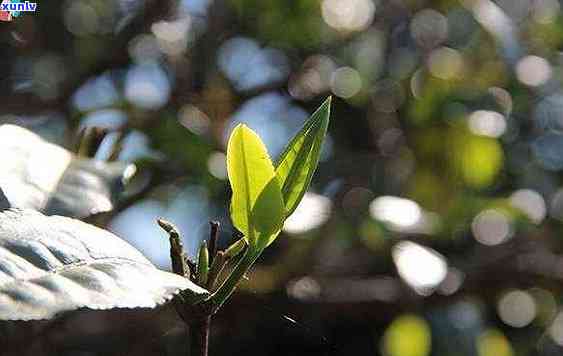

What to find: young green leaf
left=276, top=97, right=331, bottom=216
left=227, top=124, right=285, bottom=250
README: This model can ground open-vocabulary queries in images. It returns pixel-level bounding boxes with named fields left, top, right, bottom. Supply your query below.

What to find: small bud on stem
left=198, top=241, right=209, bottom=286
left=157, top=218, right=188, bottom=278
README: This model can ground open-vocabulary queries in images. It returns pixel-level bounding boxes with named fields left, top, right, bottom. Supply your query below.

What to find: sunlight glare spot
left=392, top=241, right=447, bottom=295
left=179, top=105, right=211, bottom=136
left=152, top=18, right=191, bottom=43
left=473, top=0, right=514, bottom=45
left=510, top=189, right=546, bottom=223
left=471, top=209, right=512, bottom=246
left=283, top=193, right=332, bottom=234
left=125, top=64, right=171, bottom=110
left=370, top=196, right=422, bottom=229
left=287, top=276, right=321, bottom=301
left=428, top=47, right=463, bottom=80
left=151, top=18, right=191, bottom=56
left=497, top=290, right=536, bottom=328
left=468, top=110, right=507, bottom=138
left=207, top=152, right=227, bottom=180
left=321, top=0, right=376, bottom=32
left=516, top=56, right=552, bottom=87
left=410, top=9, right=448, bottom=48
left=330, top=67, right=362, bottom=99
left=289, top=55, right=336, bottom=100
left=550, top=311, right=563, bottom=345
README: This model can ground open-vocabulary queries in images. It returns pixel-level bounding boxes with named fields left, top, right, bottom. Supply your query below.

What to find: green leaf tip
left=197, top=241, right=209, bottom=285
left=275, top=96, right=331, bottom=217
left=226, top=124, right=285, bottom=251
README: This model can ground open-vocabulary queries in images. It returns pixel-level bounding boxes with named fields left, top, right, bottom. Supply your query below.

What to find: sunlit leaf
left=0, top=209, right=209, bottom=321
left=0, top=124, right=135, bottom=218
left=227, top=124, right=285, bottom=250
left=275, top=97, right=331, bottom=216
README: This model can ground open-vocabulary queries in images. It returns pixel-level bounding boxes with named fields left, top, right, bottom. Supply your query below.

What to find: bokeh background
left=4, top=0, right=563, bottom=355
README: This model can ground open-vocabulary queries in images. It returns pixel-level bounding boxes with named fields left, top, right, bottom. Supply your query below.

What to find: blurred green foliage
left=230, top=0, right=325, bottom=47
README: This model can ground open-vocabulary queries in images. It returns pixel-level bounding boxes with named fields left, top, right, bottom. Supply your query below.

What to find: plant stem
left=189, top=316, right=211, bottom=356
left=206, top=251, right=226, bottom=290
left=157, top=218, right=188, bottom=278
left=208, top=221, right=220, bottom=264
left=209, top=248, right=260, bottom=312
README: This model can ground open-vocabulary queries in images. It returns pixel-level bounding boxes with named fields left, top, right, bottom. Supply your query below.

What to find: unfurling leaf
left=0, top=209, right=208, bottom=321
left=226, top=124, right=285, bottom=250
left=276, top=97, right=331, bottom=216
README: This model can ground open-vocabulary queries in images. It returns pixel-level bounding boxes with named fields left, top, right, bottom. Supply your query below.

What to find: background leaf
left=275, top=97, right=331, bottom=216
left=0, top=125, right=134, bottom=218
left=0, top=209, right=208, bottom=321
left=227, top=124, right=285, bottom=249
